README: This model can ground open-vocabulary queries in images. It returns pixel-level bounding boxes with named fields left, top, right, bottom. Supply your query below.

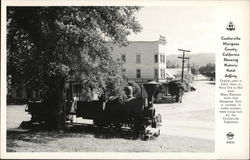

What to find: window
left=162, top=68, right=165, bottom=78
left=163, top=68, right=165, bottom=78
left=154, top=69, right=158, bottom=79
left=121, top=55, right=126, bottom=63
left=160, top=69, right=165, bottom=78
left=136, top=54, right=141, bottom=64
left=136, top=69, right=141, bottom=78
left=160, top=68, right=165, bottom=78
left=154, top=54, right=158, bottom=63
left=159, top=54, right=165, bottom=63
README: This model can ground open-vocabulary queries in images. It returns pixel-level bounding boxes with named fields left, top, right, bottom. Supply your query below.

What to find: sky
left=128, top=6, right=217, bottom=55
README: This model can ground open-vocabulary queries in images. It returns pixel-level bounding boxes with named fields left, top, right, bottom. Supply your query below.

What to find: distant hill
left=166, top=53, right=215, bottom=67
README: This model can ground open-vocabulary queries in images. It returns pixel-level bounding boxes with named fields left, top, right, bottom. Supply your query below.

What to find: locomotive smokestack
left=124, top=86, right=133, bottom=98
left=143, top=81, right=159, bottom=107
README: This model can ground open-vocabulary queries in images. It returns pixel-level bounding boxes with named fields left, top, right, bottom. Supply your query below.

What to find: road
left=156, top=78, right=215, bottom=141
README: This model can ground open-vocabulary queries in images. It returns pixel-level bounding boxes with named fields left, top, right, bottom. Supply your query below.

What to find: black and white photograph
left=1, top=0, right=249, bottom=159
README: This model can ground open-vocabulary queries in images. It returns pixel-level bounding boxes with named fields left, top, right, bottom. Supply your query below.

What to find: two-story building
left=111, top=36, right=169, bottom=83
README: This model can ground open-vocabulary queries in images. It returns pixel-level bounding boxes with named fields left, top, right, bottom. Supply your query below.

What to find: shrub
left=173, top=71, right=194, bottom=92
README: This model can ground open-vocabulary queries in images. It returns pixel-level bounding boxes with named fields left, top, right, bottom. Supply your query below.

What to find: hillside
left=166, top=53, right=215, bottom=67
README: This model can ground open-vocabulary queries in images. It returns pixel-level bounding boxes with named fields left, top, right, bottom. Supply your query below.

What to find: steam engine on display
left=25, top=81, right=162, bottom=138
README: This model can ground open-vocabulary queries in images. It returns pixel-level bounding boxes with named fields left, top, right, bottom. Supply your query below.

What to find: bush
left=199, top=63, right=215, bottom=78
left=173, top=71, right=194, bottom=92
left=182, top=79, right=191, bottom=92
left=174, top=71, right=194, bottom=83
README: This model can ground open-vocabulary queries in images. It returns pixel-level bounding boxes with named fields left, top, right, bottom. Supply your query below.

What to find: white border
left=1, top=0, right=249, bottom=159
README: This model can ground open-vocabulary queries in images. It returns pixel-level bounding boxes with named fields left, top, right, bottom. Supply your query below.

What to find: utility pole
left=178, top=49, right=190, bottom=83
left=187, top=59, right=190, bottom=72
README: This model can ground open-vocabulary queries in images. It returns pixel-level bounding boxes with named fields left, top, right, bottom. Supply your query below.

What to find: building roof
left=166, top=68, right=189, bottom=76
left=165, top=71, right=175, bottom=78
left=128, top=36, right=167, bottom=45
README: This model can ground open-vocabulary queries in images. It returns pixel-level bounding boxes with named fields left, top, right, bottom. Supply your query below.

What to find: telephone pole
left=178, top=49, right=190, bottom=83
left=187, top=59, right=190, bottom=71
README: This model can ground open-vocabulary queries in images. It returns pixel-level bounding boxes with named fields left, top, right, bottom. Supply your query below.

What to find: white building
left=111, top=36, right=169, bottom=82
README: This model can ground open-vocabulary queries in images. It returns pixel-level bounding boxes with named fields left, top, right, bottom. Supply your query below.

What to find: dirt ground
left=6, top=77, right=215, bottom=152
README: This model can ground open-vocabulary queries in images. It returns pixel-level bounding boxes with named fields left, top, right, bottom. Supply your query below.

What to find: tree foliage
left=174, top=71, right=194, bottom=84
left=166, top=60, right=180, bottom=68
left=191, top=65, right=199, bottom=76
left=7, top=6, right=141, bottom=95
left=199, top=63, right=215, bottom=78
left=174, top=71, right=194, bottom=91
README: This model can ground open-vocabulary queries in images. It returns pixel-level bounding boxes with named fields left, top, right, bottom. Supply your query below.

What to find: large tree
left=199, top=63, right=215, bottom=78
left=7, top=6, right=141, bottom=130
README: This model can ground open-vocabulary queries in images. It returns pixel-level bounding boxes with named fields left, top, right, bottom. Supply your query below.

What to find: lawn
left=7, top=123, right=214, bottom=152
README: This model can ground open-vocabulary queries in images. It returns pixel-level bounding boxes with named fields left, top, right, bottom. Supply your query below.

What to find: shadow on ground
left=7, top=122, right=141, bottom=152
left=7, top=121, right=214, bottom=152
left=8, top=121, right=140, bottom=143
left=7, top=129, right=55, bottom=152
left=206, top=81, right=215, bottom=85
left=71, top=123, right=139, bottom=139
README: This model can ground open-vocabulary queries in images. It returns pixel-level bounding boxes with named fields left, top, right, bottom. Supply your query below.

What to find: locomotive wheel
left=93, top=120, right=103, bottom=127
left=113, top=122, right=123, bottom=129
left=141, top=134, right=150, bottom=140
left=30, top=114, right=36, bottom=122
left=93, top=119, right=109, bottom=127
left=155, top=129, right=160, bottom=137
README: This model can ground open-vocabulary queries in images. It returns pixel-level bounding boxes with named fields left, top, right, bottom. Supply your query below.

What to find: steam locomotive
left=25, top=81, right=162, bottom=138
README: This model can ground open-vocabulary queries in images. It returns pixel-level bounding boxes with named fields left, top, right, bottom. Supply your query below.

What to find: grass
left=7, top=123, right=214, bottom=152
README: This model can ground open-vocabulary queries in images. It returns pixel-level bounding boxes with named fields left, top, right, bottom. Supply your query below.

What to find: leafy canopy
left=199, top=63, right=215, bottom=78
left=7, top=6, right=142, bottom=97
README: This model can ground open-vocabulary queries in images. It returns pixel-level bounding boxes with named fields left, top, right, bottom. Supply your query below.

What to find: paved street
left=7, top=105, right=31, bottom=129
left=156, top=77, right=215, bottom=141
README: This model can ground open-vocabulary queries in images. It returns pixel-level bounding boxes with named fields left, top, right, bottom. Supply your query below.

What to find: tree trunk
left=55, top=82, right=65, bottom=131
left=55, top=85, right=65, bottom=131
left=46, top=79, right=65, bottom=131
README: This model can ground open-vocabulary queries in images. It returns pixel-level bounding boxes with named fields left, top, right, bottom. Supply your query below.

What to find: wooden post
left=178, top=49, right=190, bottom=83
